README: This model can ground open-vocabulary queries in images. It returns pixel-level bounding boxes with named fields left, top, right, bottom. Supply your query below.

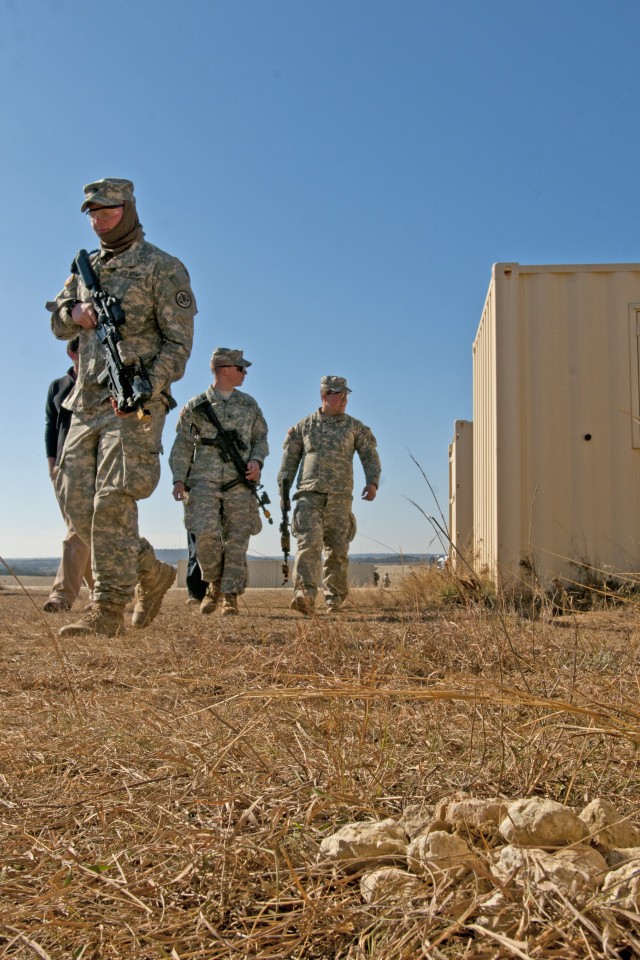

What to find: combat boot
left=221, top=593, right=239, bottom=616
left=200, top=582, right=220, bottom=615
left=132, top=561, right=176, bottom=628
left=325, top=595, right=344, bottom=613
left=59, top=601, right=125, bottom=638
left=290, top=594, right=314, bottom=616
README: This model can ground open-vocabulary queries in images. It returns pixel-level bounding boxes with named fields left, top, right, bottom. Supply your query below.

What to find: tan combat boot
left=221, top=593, right=239, bottom=616
left=132, top=561, right=176, bottom=628
left=200, top=582, right=220, bottom=615
left=290, top=594, right=314, bottom=616
left=59, top=601, right=125, bottom=638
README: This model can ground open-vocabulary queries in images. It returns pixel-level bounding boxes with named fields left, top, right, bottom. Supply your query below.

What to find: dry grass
left=1, top=570, right=639, bottom=958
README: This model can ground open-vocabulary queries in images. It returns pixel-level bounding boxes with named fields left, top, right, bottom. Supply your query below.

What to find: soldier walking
left=278, top=376, right=381, bottom=615
left=169, top=348, right=269, bottom=616
left=47, top=177, right=197, bottom=637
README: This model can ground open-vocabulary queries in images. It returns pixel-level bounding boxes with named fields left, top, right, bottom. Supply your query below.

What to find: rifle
left=193, top=398, right=273, bottom=524
left=73, top=249, right=153, bottom=419
left=280, top=477, right=291, bottom=583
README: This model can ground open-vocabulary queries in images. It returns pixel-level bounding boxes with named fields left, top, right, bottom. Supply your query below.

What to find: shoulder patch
left=176, top=290, right=192, bottom=309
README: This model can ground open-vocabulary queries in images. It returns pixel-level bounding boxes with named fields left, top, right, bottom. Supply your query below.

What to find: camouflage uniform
left=169, top=386, right=269, bottom=595
left=278, top=400, right=381, bottom=607
left=47, top=183, right=197, bottom=608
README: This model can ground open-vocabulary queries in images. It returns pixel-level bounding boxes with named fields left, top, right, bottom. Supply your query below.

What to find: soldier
left=278, top=375, right=381, bottom=615
left=47, top=177, right=197, bottom=637
left=169, top=348, right=269, bottom=616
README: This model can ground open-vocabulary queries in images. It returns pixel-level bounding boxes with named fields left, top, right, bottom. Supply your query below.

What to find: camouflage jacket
left=47, top=239, right=197, bottom=413
left=169, top=387, right=269, bottom=488
left=278, top=410, right=381, bottom=497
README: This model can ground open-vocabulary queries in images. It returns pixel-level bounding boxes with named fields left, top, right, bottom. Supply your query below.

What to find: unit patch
left=176, top=290, right=192, bottom=308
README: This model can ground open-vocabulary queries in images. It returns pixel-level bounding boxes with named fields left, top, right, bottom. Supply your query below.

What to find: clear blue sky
left=1, top=0, right=638, bottom=559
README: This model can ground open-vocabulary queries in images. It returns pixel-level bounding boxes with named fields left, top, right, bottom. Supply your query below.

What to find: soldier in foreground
left=47, top=177, right=197, bottom=637
left=169, top=348, right=269, bottom=616
left=278, top=376, right=381, bottom=615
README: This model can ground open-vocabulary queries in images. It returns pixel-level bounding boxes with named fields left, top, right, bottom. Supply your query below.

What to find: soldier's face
left=321, top=391, right=348, bottom=416
left=87, top=204, right=124, bottom=236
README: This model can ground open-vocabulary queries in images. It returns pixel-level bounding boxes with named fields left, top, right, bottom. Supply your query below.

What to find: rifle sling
left=194, top=397, right=249, bottom=487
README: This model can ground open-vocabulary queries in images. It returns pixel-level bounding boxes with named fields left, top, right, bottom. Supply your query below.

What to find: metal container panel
left=448, top=420, right=473, bottom=568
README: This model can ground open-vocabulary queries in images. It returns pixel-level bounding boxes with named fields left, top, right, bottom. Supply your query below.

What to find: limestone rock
left=499, top=797, right=588, bottom=847
left=579, top=799, right=640, bottom=851
left=492, top=844, right=598, bottom=898
left=445, top=797, right=509, bottom=831
left=553, top=844, right=609, bottom=887
left=360, top=867, right=426, bottom=903
left=319, top=819, right=407, bottom=872
left=407, top=829, right=479, bottom=880
left=602, top=860, right=640, bottom=911
left=399, top=803, right=436, bottom=839
left=605, top=847, right=640, bottom=869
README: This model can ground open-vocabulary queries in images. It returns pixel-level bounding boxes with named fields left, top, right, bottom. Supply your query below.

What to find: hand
left=361, top=483, right=377, bottom=502
left=110, top=398, right=135, bottom=418
left=173, top=481, right=186, bottom=502
left=245, top=459, right=261, bottom=482
left=71, top=301, right=97, bottom=329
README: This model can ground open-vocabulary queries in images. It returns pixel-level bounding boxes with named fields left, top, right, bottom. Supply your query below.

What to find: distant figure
left=373, top=568, right=380, bottom=587
left=278, top=375, right=381, bottom=616
left=383, top=573, right=391, bottom=588
left=186, top=531, right=208, bottom=604
left=170, top=348, right=269, bottom=617
left=43, top=337, right=94, bottom=613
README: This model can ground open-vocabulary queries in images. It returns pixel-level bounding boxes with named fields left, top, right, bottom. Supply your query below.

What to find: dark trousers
left=186, top=531, right=209, bottom=601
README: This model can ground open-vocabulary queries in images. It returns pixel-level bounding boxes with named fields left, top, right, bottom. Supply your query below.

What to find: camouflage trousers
left=56, top=400, right=167, bottom=605
left=291, top=492, right=356, bottom=602
left=183, top=482, right=261, bottom=595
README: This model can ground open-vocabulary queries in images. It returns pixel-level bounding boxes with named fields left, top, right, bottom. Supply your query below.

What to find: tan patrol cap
left=81, top=178, right=136, bottom=212
left=211, top=347, right=252, bottom=369
left=320, top=375, right=351, bottom=394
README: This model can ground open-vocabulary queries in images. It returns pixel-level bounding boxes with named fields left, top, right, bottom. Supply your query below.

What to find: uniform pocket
left=348, top=512, right=357, bottom=543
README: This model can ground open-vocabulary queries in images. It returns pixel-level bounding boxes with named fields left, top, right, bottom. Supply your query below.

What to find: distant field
left=1, top=569, right=638, bottom=957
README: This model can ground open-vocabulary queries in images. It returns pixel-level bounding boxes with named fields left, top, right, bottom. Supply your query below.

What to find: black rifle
left=193, top=398, right=273, bottom=524
left=280, top=477, right=291, bottom=583
left=73, top=249, right=153, bottom=419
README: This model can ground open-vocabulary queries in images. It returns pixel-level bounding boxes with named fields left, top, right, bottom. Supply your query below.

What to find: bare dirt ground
left=0, top=574, right=639, bottom=958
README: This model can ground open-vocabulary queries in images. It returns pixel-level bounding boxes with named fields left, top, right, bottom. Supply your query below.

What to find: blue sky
left=1, top=0, right=639, bottom=559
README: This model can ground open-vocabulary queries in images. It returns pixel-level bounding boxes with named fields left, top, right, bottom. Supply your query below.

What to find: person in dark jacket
left=44, top=338, right=94, bottom=612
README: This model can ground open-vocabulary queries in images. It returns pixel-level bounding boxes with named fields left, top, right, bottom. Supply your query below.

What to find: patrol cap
left=211, top=347, right=252, bottom=370
left=80, top=178, right=136, bottom=212
left=320, top=375, right=351, bottom=394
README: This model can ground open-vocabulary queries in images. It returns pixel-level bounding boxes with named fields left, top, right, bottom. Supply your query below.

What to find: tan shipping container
left=473, top=262, right=640, bottom=585
left=448, top=420, right=473, bottom=568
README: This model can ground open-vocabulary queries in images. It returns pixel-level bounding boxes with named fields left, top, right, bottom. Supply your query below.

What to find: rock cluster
left=318, top=794, right=640, bottom=914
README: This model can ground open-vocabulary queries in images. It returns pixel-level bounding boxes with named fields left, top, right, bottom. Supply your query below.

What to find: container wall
left=473, top=263, right=640, bottom=584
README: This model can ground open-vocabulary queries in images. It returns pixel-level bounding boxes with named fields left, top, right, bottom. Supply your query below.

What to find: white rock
left=553, top=844, right=609, bottom=888
left=319, top=819, right=407, bottom=872
left=407, top=829, right=479, bottom=880
left=605, top=847, right=640, bottom=869
left=399, top=803, right=436, bottom=839
left=602, top=860, right=640, bottom=911
left=445, top=798, right=509, bottom=830
left=360, top=867, right=426, bottom=903
left=492, top=844, right=597, bottom=897
left=579, top=799, right=640, bottom=851
left=499, top=797, right=589, bottom=847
